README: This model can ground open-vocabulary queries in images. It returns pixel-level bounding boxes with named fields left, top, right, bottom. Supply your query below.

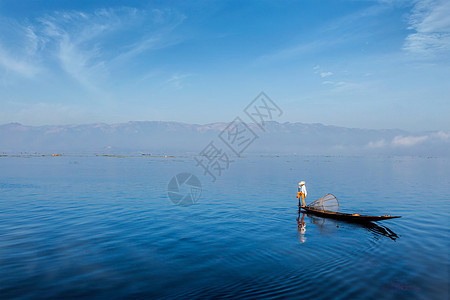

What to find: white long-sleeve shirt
left=301, top=185, right=307, bottom=197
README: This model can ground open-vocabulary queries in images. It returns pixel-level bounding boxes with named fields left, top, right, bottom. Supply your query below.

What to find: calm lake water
left=1, top=154, right=449, bottom=299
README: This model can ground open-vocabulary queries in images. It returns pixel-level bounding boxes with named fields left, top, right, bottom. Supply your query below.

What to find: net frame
left=307, top=193, right=339, bottom=212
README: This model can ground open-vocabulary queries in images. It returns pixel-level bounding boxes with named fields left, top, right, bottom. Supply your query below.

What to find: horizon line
left=0, top=120, right=437, bottom=133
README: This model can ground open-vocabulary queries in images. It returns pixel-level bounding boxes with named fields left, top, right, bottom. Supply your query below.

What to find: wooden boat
left=299, top=194, right=401, bottom=222
left=301, top=206, right=401, bottom=222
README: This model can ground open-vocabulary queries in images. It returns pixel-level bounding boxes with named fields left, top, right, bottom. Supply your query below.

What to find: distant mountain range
left=0, top=121, right=448, bottom=156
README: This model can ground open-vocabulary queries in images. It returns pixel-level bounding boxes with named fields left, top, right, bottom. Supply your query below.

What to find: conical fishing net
left=307, top=193, right=339, bottom=212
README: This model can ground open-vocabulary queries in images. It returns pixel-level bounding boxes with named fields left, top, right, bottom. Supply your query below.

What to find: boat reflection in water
left=297, top=211, right=399, bottom=242
left=362, top=221, right=399, bottom=241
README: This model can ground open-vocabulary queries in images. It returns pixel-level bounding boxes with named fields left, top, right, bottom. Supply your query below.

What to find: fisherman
left=297, top=181, right=307, bottom=207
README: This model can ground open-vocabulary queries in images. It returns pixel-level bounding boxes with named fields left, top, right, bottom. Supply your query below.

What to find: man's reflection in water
left=297, top=212, right=306, bottom=243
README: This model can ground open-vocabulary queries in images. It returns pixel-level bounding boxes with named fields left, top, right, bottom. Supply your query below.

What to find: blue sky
left=0, top=0, right=449, bottom=130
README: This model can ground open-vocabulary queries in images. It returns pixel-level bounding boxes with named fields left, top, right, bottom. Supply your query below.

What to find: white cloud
left=392, top=135, right=429, bottom=147
left=367, top=139, right=387, bottom=148
left=404, top=32, right=450, bottom=56
left=314, top=67, right=355, bottom=90
left=320, top=71, right=333, bottom=78
left=432, top=131, right=450, bottom=140
left=369, top=132, right=449, bottom=149
left=403, top=0, right=450, bottom=57
left=322, top=80, right=334, bottom=85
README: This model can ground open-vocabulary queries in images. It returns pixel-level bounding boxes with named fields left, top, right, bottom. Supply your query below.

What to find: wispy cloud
left=322, top=80, right=361, bottom=92
left=57, top=34, right=107, bottom=92
left=0, top=19, right=41, bottom=78
left=256, top=40, right=333, bottom=64
left=114, top=10, right=186, bottom=63
left=0, top=46, right=39, bottom=77
left=40, top=8, right=184, bottom=90
left=313, top=66, right=359, bottom=92
left=256, top=1, right=396, bottom=65
left=403, top=0, right=450, bottom=57
left=162, top=73, right=193, bottom=90
left=0, top=7, right=186, bottom=90
left=34, top=9, right=122, bottom=92
left=392, top=135, right=429, bottom=146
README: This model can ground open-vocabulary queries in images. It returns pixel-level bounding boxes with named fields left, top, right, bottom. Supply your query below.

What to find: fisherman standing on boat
left=297, top=181, right=307, bottom=207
